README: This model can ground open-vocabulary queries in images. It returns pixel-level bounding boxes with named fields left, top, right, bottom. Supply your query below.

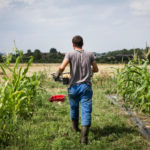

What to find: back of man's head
left=72, top=35, right=83, bottom=48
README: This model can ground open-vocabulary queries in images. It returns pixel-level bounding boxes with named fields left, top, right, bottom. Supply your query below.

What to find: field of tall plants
left=0, top=51, right=40, bottom=144
left=117, top=49, right=150, bottom=113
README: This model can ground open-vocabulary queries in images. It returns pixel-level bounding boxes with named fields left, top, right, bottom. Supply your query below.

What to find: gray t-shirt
left=64, top=50, right=95, bottom=87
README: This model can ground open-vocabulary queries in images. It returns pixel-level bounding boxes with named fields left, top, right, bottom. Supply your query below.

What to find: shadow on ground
left=90, top=125, right=137, bottom=141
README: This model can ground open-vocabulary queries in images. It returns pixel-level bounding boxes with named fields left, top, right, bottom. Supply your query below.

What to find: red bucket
left=49, top=95, right=65, bottom=102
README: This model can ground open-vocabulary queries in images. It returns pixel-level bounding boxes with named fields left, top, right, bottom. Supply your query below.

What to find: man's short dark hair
left=72, top=35, right=83, bottom=48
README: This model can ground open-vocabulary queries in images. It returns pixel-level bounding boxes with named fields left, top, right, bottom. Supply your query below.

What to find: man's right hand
left=53, top=71, right=61, bottom=81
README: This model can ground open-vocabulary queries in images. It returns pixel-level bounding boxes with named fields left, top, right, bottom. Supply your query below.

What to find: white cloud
left=15, top=0, right=36, bottom=5
left=0, top=0, right=36, bottom=12
left=112, top=20, right=124, bottom=25
left=129, top=0, right=150, bottom=15
left=0, top=0, right=12, bottom=9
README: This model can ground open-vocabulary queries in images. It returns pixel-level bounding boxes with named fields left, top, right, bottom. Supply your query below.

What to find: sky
left=0, top=0, right=150, bottom=53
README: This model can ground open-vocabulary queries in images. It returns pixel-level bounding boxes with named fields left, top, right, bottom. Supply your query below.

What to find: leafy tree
left=27, top=49, right=32, bottom=56
left=33, top=49, right=41, bottom=62
left=0, top=54, right=3, bottom=62
left=49, top=48, right=57, bottom=54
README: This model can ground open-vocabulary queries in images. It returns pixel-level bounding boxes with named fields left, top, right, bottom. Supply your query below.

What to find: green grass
left=0, top=77, right=149, bottom=150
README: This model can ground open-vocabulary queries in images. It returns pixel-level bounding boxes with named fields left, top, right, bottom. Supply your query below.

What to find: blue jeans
left=68, top=83, right=93, bottom=126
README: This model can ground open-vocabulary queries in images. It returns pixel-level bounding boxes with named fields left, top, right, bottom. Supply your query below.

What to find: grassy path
left=2, top=79, right=150, bottom=150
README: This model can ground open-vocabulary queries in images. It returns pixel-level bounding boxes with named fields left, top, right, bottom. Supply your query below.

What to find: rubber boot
left=71, top=120, right=80, bottom=132
left=81, top=126, right=89, bottom=144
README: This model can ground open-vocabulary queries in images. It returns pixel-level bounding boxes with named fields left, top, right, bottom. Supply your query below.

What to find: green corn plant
left=0, top=50, right=40, bottom=143
left=117, top=48, right=150, bottom=113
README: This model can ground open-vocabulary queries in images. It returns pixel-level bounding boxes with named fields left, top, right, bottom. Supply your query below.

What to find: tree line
left=95, top=47, right=150, bottom=64
left=0, top=48, right=65, bottom=63
left=23, top=48, right=65, bottom=63
left=0, top=47, right=149, bottom=63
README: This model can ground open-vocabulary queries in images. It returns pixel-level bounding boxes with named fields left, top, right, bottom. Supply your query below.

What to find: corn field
left=0, top=51, right=39, bottom=143
left=117, top=49, right=150, bottom=113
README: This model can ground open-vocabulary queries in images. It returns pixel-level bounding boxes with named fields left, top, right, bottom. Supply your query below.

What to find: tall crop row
left=117, top=50, right=150, bottom=113
left=0, top=51, right=39, bottom=143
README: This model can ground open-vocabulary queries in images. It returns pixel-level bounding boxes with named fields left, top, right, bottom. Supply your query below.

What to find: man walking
left=54, top=35, right=98, bottom=144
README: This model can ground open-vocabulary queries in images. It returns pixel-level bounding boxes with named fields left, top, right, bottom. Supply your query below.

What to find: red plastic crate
left=49, top=95, right=65, bottom=102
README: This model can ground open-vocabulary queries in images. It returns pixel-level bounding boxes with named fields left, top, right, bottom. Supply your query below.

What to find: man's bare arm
left=55, top=58, right=69, bottom=77
left=91, top=61, right=99, bottom=73
left=59, top=58, right=69, bottom=73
